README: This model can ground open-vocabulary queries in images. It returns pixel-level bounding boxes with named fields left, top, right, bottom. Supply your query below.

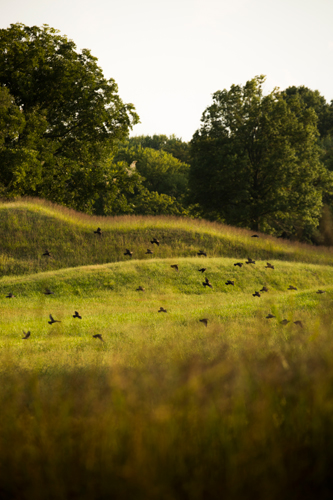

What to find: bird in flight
left=225, top=280, right=234, bottom=286
left=234, top=262, right=243, bottom=267
left=197, top=250, right=207, bottom=256
left=171, top=264, right=179, bottom=271
left=146, top=249, right=153, bottom=255
left=48, top=314, right=61, bottom=325
left=6, top=292, right=15, bottom=298
left=136, top=286, right=145, bottom=292
left=266, top=313, right=276, bottom=319
left=280, top=319, right=290, bottom=325
left=265, top=263, right=274, bottom=269
left=73, top=311, right=82, bottom=319
left=316, top=290, right=326, bottom=294
left=199, top=318, right=208, bottom=327
left=22, top=330, right=31, bottom=339
left=287, top=285, right=297, bottom=291
left=252, top=291, right=261, bottom=297
left=94, top=227, right=102, bottom=235
left=294, top=320, right=303, bottom=327
left=93, top=334, right=104, bottom=342
left=198, top=268, right=206, bottom=273
left=158, top=307, right=167, bottom=313
left=43, top=288, right=54, bottom=295
left=203, top=277, right=213, bottom=289
left=151, top=238, right=160, bottom=246
left=260, top=286, right=268, bottom=292
left=251, top=234, right=259, bottom=238
left=42, top=249, right=51, bottom=257
left=124, top=249, right=133, bottom=257
left=246, top=258, right=255, bottom=264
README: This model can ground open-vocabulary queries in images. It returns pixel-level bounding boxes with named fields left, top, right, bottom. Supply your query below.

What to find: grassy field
left=1, top=198, right=333, bottom=499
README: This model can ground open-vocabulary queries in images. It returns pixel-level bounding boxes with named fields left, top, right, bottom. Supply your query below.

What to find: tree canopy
left=189, top=75, right=333, bottom=235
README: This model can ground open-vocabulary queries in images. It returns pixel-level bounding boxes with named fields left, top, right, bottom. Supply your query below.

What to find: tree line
left=1, top=24, right=333, bottom=242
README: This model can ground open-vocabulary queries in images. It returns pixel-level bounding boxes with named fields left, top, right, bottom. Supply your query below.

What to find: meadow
left=1, top=198, right=333, bottom=499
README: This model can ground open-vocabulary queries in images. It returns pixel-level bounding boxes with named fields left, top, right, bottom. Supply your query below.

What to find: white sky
left=1, top=0, right=333, bottom=142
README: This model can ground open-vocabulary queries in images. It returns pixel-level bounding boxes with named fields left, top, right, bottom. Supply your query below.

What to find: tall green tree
left=189, top=75, right=333, bottom=234
left=127, top=134, right=191, bottom=164
left=0, top=23, right=139, bottom=206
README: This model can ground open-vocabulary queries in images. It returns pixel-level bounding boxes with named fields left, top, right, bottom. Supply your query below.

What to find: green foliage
left=0, top=23, right=139, bottom=207
left=190, top=75, right=333, bottom=235
left=128, top=133, right=191, bottom=164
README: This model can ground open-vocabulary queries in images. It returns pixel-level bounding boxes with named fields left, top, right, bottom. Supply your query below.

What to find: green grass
left=1, top=199, right=333, bottom=499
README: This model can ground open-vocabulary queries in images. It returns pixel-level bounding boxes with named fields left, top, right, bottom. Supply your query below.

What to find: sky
left=1, top=0, right=333, bottom=142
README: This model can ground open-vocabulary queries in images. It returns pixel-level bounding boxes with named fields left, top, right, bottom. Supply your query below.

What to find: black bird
left=197, top=250, right=207, bottom=257
left=252, top=291, right=261, bottom=297
left=151, top=238, right=160, bottom=246
left=234, top=262, right=243, bottom=267
left=266, top=313, right=276, bottom=319
left=171, top=264, right=179, bottom=271
left=294, top=320, right=303, bottom=328
left=260, top=286, right=268, bottom=292
left=73, top=311, right=82, bottom=319
left=198, top=268, right=206, bottom=273
left=225, top=280, right=234, bottom=286
left=145, top=249, right=153, bottom=255
left=246, top=258, right=255, bottom=264
left=43, top=288, right=54, bottom=295
left=199, top=318, right=208, bottom=327
left=280, top=319, right=290, bottom=325
left=22, top=330, right=31, bottom=339
left=316, top=290, right=326, bottom=294
left=48, top=314, right=61, bottom=325
left=124, top=249, right=133, bottom=257
left=203, top=277, right=213, bottom=289
left=288, top=285, right=297, bottom=291
left=6, top=292, right=15, bottom=298
left=158, top=307, right=167, bottom=313
left=136, top=286, right=145, bottom=292
left=265, top=262, right=274, bottom=269
left=93, top=334, right=104, bottom=342
left=94, top=227, right=102, bottom=236
left=251, top=234, right=259, bottom=238
left=42, top=250, right=51, bottom=257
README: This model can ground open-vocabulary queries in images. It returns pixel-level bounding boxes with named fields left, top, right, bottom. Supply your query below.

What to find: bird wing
left=49, top=314, right=54, bottom=321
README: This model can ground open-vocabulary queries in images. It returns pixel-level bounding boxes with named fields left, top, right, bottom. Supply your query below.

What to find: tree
left=0, top=23, right=139, bottom=206
left=127, top=134, right=191, bottom=164
left=189, top=75, right=333, bottom=235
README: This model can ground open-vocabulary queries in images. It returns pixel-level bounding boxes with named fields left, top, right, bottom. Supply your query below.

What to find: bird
left=93, top=334, right=104, bottom=342
left=145, top=249, right=153, bottom=255
left=73, top=311, right=82, bottom=319
left=199, top=319, right=208, bottom=327
left=246, top=258, right=255, bottom=264
left=136, top=286, right=145, bottom=292
left=151, top=238, right=160, bottom=246
left=124, top=249, right=133, bottom=257
left=48, top=314, right=61, bottom=325
left=6, top=292, right=15, bottom=298
left=225, top=280, right=234, bottom=286
left=203, top=277, right=213, bottom=289
left=197, top=250, right=207, bottom=257
left=316, top=290, right=326, bottom=294
left=171, top=264, right=179, bottom=271
left=251, top=234, right=259, bottom=238
left=94, top=227, right=102, bottom=236
left=22, top=330, right=31, bottom=339
left=42, top=250, right=51, bottom=257
left=43, top=288, right=54, bottom=295
left=288, top=285, right=297, bottom=291
left=265, top=262, right=274, bottom=269
left=252, top=291, right=261, bottom=297
left=260, top=286, right=268, bottom=292
left=234, top=262, right=243, bottom=267
left=198, top=268, right=206, bottom=273
left=280, top=319, right=290, bottom=325
left=266, top=313, right=276, bottom=319
left=158, top=307, right=167, bottom=313
left=294, top=320, right=303, bottom=328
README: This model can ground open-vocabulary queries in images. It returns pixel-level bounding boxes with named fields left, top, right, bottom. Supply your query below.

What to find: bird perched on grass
left=246, top=258, right=255, bottom=264
left=42, top=250, right=51, bottom=257
left=158, top=307, right=167, bottom=313
left=203, top=277, right=213, bottom=289
left=145, top=249, right=153, bottom=255
left=22, top=330, right=30, bottom=339
left=151, top=238, right=160, bottom=246
left=198, top=268, right=206, bottom=273
left=171, top=264, right=179, bottom=271
left=280, top=319, right=290, bottom=325
left=252, top=291, right=261, bottom=297
left=94, top=227, right=102, bottom=236
left=265, top=262, right=274, bottom=269
left=316, top=290, right=326, bottom=294
left=234, top=262, right=243, bottom=268
left=136, top=286, right=145, bottom=292
left=260, top=286, right=268, bottom=292
left=6, top=292, right=15, bottom=298
left=225, top=280, right=234, bottom=286
left=93, top=334, right=104, bottom=342
left=124, top=249, right=133, bottom=257
left=288, top=285, right=297, bottom=291
left=73, top=311, right=82, bottom=319
left=294, top=320, right=303, bottom=328
left=199, top=318, right=208, bottom=327
left=197, top=250, right=207, bottom=257
left=48, top=314, right=61, bottom=325
left=43, top=288, right=54, bottom=295
left=266, top=313, right=276, bottom=319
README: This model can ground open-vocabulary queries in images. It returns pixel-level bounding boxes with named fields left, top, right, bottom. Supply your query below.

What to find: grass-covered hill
left=1, top=198, right=333, bottom=277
